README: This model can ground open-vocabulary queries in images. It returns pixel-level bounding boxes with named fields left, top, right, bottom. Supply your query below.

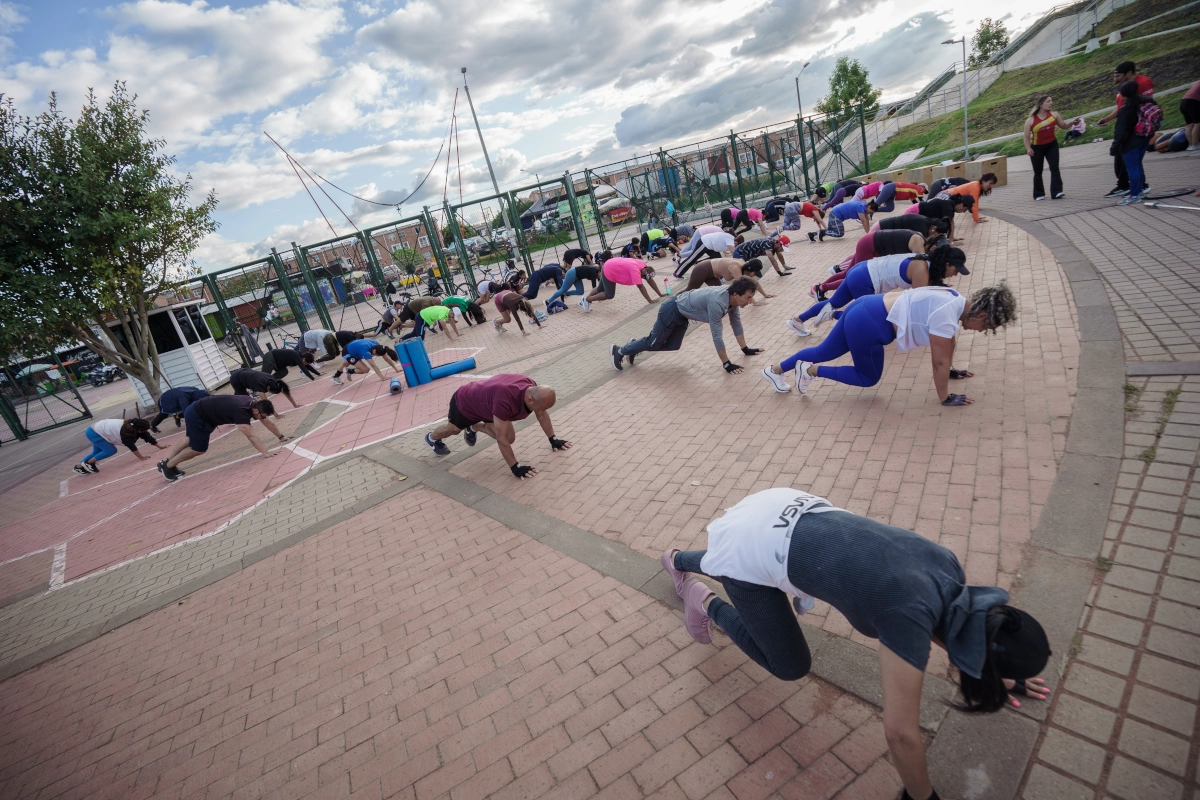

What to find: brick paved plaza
left=0, top=141, right=1197, bottom=799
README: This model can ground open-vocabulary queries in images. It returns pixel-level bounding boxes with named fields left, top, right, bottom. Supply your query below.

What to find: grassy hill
left=867, top=23, right=1199, bottom=169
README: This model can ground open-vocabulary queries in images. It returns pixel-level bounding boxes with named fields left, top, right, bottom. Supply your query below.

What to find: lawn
left=866, top=27, right=1200, bottom=171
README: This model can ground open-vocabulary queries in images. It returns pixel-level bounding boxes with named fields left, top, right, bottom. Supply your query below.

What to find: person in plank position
left=424, top=374, right=570, bottom=478
left=157, top=396, right=291, bottom=481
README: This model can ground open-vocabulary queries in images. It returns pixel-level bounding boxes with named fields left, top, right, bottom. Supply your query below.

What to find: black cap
left=990, top=607, right=1051, bottom=680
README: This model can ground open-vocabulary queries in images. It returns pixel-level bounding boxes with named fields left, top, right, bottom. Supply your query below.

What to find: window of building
left=738, top=152, right=753, bottom=164
left=417, top=236, right=429, bottom=247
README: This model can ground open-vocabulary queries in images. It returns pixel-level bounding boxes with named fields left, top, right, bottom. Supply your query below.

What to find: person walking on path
left=823, top=199, right=877, bottom=239
left=1112, top=80, right=1161, bottom=206
left=762, top=284, right=1016, bottom=402
left=586, top=257, right=665, bottom=306
left=788, top=247, right=968, bottom=337
left=492, top=290, right=543, bottom=335
left=683, top=258, right=772, bottom=300
left=229, top=368, right=298, bottom=414
left=74, top=418, right=168, bottom=475
left=721, top=207, right=769, bottom=237
left=149, top=386, right=209, bottom=433
left=1182, top=79, right=1200, bottom=150
left=330, top=339, right=402, bottom=384
left=424, top=374, right=570, bottom=478
left=261, top=348, right=320, bottom=381
left=158, top=396, right=290, bottom=482
left=1097, top=60, right=1155, bottom=197
left=660, top=488, right=1051, bottom=800
left=733, top=236, right=792, bottom=276
left=611, top=279, right=762, bottom=374
left=1024, top=96, right=1080, bottom=200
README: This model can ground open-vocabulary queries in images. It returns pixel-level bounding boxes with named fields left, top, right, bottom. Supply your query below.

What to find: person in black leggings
left=661, top=488, right=1052, bottom=800
left=925, top=177, right=969, bottom=198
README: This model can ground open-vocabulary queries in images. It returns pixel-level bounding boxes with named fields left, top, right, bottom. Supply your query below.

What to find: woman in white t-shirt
left=761, top=283, right=1017, bottom=405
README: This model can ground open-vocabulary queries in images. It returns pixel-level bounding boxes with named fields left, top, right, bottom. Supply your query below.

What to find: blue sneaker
left=425, top=432, right=450, bottom=456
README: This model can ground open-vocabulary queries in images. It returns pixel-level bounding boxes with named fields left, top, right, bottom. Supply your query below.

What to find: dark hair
left=301, top=352, right=315, bottom=365
left=955, top=195, right=975, bottom=210
left=959, top=605, right=1050, bottom=712
left=981, top=172, right=997, bottom=184
left=930, top=218, right=950, bottom=234
left=1031, top=95, right=1051, bottom=116
left=741, top=258, right=764, bottom=277
left=370, top=345, right=397, bottom=359
left=815, top=187, right=828, bottom=198
left=968, top=281, right=1018, bottom=333
left=251, top=399, right=275, bottom=417
left=630, top=237, right=639, bottom=244
left=266, top=378, right=290, bottom=397
left=925, top=245, right=966, bottom=286
left=125, top=418, right=151, bottom=432
left=516, top=298, right=542, bottom=327
left=734, top=235, right=745, bottom=245
left=866, top=200, right=878, bottom=212
left=727, top=277, right=757, bottom=297
left=1119, top=80, right=1139, bottom=98
left=597, top=249, right=613, bottom=264
left=1115, top=60, right=1136, bottom=75
left=958, top=608, right=1012, bottom=713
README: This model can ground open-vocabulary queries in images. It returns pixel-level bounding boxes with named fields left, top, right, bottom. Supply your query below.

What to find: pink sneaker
left=683, top=577, right=715, bottom=644
left=661, top=549, right=687, bottom=599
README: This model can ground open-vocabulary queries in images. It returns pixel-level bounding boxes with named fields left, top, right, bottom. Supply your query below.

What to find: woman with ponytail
left=661, top=488, right=1051, bottom=800
left=1023, top=96, right=1080, bottom=200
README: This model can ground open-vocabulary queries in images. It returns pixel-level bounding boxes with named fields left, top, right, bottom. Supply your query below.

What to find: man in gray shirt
left=611, top=278, right=761, bottom=374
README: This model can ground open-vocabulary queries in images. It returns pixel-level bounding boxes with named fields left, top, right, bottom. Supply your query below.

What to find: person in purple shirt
left=424, top=374, right=571, bottom=478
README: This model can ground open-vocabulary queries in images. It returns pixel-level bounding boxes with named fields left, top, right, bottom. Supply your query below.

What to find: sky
left=1, top=0, right=1063, bottom=272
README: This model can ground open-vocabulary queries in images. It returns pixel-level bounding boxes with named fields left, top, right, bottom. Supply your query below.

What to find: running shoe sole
left=796, top=362, right=816, bottom=394
left=762, top=367, right=790, bottom=393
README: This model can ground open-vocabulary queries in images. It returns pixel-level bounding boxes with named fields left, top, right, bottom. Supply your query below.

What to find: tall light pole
left=461, top=67, right=502, bottom=196
left=794, top=61, right=811, bottom=119
left=942, top=38, right=970, bottom=160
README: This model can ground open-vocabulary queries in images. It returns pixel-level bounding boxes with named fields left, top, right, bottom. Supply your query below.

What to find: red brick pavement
left=0, top=488, right=901, bottom=800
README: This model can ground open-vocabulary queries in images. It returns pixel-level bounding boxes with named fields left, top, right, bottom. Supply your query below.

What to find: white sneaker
left=812, top=304, right=835, bottom=327
left=786, top=318, right=811, bottom=337
left=1034, top=196, right=1045, bottom=201
left=828, top=265, right=839, bottom=275
left=493, top=318, right=503, bottom=331
left=761, top=367, right=790, bottom=393
left=331, top=376, right=342, bottom=385
left=796, top=362, right=816, bottom=394
left=579, top=298, right=591, bottom=312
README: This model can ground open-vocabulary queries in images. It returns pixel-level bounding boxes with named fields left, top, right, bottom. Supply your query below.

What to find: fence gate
left=803, top=104, right=871, bottom=190
left=447, top=191, right=532, bottom=291
left=0, top=352, right=92, bottom=442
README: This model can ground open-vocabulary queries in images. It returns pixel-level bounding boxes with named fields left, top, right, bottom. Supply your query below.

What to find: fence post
left=203, top=273, right=251, bottom=367
left=583, top=169, right=608, bottom=250
left=762, top=132, right=778, bottom=197
left=562, top=172, right=590, bottom=252
left=422, top=206, right=455, bottom=294
left=858, top=103, right=870, bottom=174
left=657, top=149, right=676, bottom=222
left=443, top=201, right=477, bottom=296
left=807, top=120, right=821, bottom=187
left=0, top=391, right=27, bottom=441
left=506, top=191, right=534, bottom=273
left=730, top=132, right=748, bottom=208
left=796, top=117, right=811, bottom=195
left=53, top=351, right=92, bottom=418
left=292, top=243, right=334, bottom=331
left=268, top=248, right=309, bottom=334
left=355, top=231, right=395, bottom=295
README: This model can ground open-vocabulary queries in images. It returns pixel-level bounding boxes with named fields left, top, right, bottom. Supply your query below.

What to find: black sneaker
left=150, top=426, right=160, bottom=434
left=73, top=464, right=88, bottom=475
left=610, top=344, right=624, bottom=371
left=464, top=428, right=477, bottom=447
left=425, top=432, right=450, bottom=456
left=626, top=339, right=638, bottom=366
left=818, top=230, right=826, bottom=241
left=158, top=460, right=180, bottom=482
left=807, top=231, right=817, bottom=242
left=1103, top=187, right=1128, bottom=198
left=84, top=461, right=99, bottom=474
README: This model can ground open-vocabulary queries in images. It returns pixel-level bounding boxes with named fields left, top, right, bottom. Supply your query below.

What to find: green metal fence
left=0, top=352, right=92, bottom=442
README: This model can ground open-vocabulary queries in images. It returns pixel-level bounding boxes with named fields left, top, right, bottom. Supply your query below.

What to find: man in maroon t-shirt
left=1097, top=60, right=1155, bottom=197
left=424, top=373, right=571, bottom=477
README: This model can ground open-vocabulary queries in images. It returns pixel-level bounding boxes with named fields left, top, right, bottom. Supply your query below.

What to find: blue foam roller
left=397, top=345, right=418, bottom=387
left=389, top=377, right=403, bottom=394
left=405, top=339, right=433, bottom=385
left=428, top=358, right=476, bottom=381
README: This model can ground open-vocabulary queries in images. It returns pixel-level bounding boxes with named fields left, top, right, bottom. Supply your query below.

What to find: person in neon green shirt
left=442, top=294, right=485, bottom=325
left=419, top=303, right=459, bottom=340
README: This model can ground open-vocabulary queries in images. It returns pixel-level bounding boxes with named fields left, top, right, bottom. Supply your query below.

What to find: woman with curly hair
left=762, top=283, right=1017, bottom=404
left=660, top=487, right=1050, bottom=800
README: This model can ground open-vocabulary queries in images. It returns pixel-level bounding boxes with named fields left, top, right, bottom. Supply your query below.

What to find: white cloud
left=0, top=1, right=25, bottom=60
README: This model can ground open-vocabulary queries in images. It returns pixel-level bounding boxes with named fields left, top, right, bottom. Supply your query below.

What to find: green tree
left=0, top=83, right=218, bottom=403
left=969, top=18, right=1010, bottom=67
left=815, top=57, right=881, bottom=119
left=391, top=246, right=424, bottom=276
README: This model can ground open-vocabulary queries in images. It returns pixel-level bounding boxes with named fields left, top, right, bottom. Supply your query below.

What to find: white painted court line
left=49, top=544, right=67, bottom=589
left=59, top=480, right=68, bottom=499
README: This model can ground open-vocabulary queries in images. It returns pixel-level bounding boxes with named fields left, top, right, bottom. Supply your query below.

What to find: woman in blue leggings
left=545, top=262, right=602, bottom=307
left=762, top=283, right=1017, bottom=405
left=786, top=246, right=968, bottom=337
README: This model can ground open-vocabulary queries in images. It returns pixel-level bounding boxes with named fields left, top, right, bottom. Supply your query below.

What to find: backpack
left=1134, top=101, right=1163, bottom=138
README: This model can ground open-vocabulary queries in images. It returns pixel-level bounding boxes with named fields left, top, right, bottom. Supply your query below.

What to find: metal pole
left=584, top=168, right=608, bottom=250
left=422, top=206, right=454, bottom=293
left=444, top=201, right=477, bottom=296
left=730, top=132, right=747, bottom=209
left=562, top=173, right=589, bottom=252
left=202, top=273, right=250, bottom=367
left=461, top=67, right=502, bottom=196
left=269, top=248, right=308, bottom=333
left=962, top=39, right=970, bottom=160
left=797, top=117, right=811, bottom=195
left=858, top=103, right=870, bottom=174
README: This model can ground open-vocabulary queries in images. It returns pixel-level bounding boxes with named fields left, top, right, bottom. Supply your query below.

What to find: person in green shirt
left=442, top=295, right=485, bottom=325
left=403, top=303, right=459, bottom=341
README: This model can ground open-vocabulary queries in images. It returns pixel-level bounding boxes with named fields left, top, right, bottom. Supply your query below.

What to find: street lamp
left=794, top=61, right=811, bottom=120
left=942, top=38, right=970, bottom=160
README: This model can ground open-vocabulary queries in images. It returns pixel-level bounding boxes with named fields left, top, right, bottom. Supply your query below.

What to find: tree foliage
left=815, top=57, right=882, bottom=119
left=391, top=246, right=424, bottom=275
left=0, top=83, right=217, bottom=402
left=970, top=18, right=1011, bottom=67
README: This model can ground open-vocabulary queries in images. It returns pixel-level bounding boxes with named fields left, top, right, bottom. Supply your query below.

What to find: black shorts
left=1182, top=98, right=1200, bottom=126
left=398, top=306, right=417, bottom=324
left=183, top=405, right=217, bottom=453
left=599, top=272, right=618, bottom=300
left=447, top=391, right=484, bottom=431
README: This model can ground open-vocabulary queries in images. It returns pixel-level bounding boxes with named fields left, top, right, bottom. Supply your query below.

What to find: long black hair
left=959, top=605, right=1049, bottom=712
left=922, top=244, right=966, bottom=286
left=266, top=378, right=291, bottom=398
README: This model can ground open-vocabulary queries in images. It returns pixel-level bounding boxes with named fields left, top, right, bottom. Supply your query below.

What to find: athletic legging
left=798, top=264, right=874, bottom=322
left=782, top=295, right=896, bottom=386
left=675, top=246, right=721, bottom=278
left=874, top=183, right=897, bottom=213
left=721, top=209, right=753, bottom=236
left=672, top=550, right=811, bottom=681
left=546, top=267, right=596, bottom=304
left=820, top=187, right=849, bottom=212
left=685, top=261, right=723, bottom=292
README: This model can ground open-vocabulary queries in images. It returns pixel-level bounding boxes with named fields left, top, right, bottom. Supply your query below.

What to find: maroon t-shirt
left=454, top=374, right=535, bottom=422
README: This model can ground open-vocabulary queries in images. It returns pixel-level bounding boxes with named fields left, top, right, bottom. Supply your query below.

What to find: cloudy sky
left=2, top=0, right=1060, bottom=271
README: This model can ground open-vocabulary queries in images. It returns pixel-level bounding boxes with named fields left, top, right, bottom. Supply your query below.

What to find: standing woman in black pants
left=660, top=488, right=1053, bottom=800
left=1023, top=96, right=1080, bottom=200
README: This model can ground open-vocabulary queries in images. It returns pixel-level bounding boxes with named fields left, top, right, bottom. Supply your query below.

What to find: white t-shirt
left=92, top=418, right=125, bottom=444
left=866, top=254, right=914, bottom=294
left=302, top=329, right=333, bottom=350
left=695, top=224, right=722, bottom=237
left=886, top=286, right=965, bottom=353
left=700, top=232, right=736, bottom=252
left=700, top=488, right=840, bottom=602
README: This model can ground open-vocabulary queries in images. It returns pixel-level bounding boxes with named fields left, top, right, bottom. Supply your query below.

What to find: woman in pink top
left=585, top=254, right=664, bottom=306
left=721, top=207, right=769, bottom=237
